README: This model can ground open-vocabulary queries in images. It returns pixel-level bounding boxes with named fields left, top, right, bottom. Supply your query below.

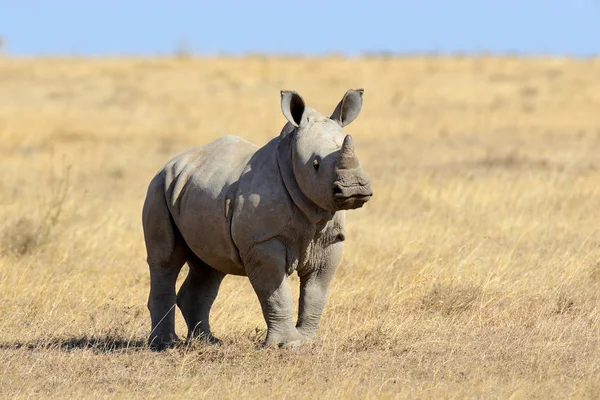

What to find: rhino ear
left=330, top=89, right=364, bottom=127
left=281, top=90, right=306, bottom=127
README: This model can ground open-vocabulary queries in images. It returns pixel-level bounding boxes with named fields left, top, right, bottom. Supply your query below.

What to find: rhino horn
left=338, top=135, right=359, bottom=169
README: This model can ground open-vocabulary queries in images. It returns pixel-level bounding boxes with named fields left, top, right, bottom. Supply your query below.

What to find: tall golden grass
left=0, top=56, right=599, bottom=398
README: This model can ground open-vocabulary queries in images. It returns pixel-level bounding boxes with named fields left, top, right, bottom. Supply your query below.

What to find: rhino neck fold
left=277, top=132, right=333, bottom=225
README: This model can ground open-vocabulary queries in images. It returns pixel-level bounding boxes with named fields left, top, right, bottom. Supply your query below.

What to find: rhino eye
left=313, top=159, right=320, bottom=171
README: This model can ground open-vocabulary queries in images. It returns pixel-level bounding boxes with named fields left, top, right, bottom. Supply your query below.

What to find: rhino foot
left=259, top=338, right=311, bottom=350
left=187, top=332, right=222, bottom=346
left=148, top=334, right=181, bottom=352
left=261, top=330, right=310, bottom=349
left=278, top=339, right=303, bottom=349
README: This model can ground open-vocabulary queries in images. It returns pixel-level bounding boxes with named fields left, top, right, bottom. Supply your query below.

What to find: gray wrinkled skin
left=142, top=89, right=372, bottom=349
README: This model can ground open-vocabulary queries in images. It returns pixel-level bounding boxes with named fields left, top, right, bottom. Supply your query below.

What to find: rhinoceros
left=142, top=89, right=372, bottom=349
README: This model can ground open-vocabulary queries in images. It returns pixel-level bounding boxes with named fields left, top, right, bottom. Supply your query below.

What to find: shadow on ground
left=0, top=336, right=148, bottom=353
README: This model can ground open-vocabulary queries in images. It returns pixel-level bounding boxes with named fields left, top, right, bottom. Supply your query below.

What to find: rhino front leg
left=296, top=244, right=342, bottom=339
left=177, top=254, right=225, bottom=344
left=246, top=239, right=303, bottom=347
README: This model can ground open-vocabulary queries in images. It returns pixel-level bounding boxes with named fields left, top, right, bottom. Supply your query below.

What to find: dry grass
left=1, top=56, right=599, bottom=399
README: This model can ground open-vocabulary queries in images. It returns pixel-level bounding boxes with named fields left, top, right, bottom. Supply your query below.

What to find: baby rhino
left=142, top=89, right=372, bottom=349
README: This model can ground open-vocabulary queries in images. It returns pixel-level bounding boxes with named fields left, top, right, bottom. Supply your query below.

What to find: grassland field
left=0, top=56, right=599, bottom=398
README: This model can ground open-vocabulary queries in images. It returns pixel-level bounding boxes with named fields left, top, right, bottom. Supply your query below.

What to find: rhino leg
left=296, top=267, right=336, bottom=339
left=296, top=243, right=342, bottom=339
left=177, top=254, right=225, bottom=344
left=143, top=172, right=188, bottom=350
left=246, top=239, right=304, bottom=347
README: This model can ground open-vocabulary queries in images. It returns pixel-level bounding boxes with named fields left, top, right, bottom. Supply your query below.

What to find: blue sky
left=1, top=1, right=599, bottom=56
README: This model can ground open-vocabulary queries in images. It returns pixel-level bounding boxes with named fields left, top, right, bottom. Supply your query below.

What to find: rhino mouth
left=333, top=184, right=373, bottom=209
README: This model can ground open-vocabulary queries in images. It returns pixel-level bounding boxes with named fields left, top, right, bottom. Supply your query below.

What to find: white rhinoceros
left=142, top=89, right=372, bottom=349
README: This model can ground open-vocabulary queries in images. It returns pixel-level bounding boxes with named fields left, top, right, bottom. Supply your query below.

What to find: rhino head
left=279, top=89, right=372, bottom=212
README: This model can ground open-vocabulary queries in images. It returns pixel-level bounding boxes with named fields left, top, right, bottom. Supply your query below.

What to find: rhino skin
left=142, top=89, right=372, bottom=349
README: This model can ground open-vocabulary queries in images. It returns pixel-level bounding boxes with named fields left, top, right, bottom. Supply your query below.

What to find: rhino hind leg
left=177, top=254, right=225, bottom=344
left=143, top=173, right=188, bottom=351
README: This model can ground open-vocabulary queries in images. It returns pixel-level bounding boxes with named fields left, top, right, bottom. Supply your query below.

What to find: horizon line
left=1, top=50, right=599, bottom=60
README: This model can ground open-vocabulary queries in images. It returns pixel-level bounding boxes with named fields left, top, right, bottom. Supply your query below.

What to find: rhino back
left=164, top=135, right=257, bottom=275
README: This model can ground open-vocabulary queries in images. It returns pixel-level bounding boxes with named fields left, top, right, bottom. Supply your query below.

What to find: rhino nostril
left=333, top=186, right=343, bottom=195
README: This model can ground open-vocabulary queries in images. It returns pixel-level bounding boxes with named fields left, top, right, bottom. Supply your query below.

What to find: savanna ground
left=0, top=56, right=599, bottom=399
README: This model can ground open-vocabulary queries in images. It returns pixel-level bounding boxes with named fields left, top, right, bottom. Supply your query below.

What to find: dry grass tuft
left=1, top=165, right=70, bottom=256
left=419, top=282, right=481, bottom=315
left=1, top=217, right=42, bottom=256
